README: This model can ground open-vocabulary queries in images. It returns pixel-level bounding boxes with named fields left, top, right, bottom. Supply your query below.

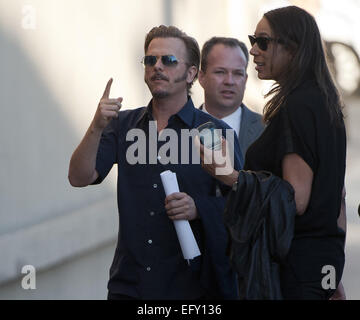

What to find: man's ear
left=198, top=69, right=205, bottom=88
left=186, top=65, right=198, bottom=85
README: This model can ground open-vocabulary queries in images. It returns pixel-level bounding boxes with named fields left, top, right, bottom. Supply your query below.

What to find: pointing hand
left=93, top=78, right=123, bottom=130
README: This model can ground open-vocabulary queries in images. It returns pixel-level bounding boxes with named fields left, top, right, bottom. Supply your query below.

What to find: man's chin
left=217, top=99, right=241, bottom=110
left=152, top=90, right=170, bottom=99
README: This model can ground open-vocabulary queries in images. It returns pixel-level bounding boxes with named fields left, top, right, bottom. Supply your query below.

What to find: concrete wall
left=0, top=0, right=164, bottom=299
left=0, top=241, right=117, bottom=300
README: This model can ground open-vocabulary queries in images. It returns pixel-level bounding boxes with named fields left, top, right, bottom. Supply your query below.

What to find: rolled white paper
left=160, top=170, right=201, bottom=261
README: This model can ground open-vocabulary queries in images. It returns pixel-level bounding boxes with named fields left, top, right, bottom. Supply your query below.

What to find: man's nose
left=224, top=72, right=235, bottom=85
left=153, top=57, right=164, bottom=70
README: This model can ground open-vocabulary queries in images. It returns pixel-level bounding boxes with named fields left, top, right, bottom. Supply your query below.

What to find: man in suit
left=198, top=37, right=264, bottom=157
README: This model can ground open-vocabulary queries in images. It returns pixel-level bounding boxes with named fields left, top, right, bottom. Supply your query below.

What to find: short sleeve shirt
left=92, top=97, right=243, bottom=299
left=244, top=79, right=346, bottom=241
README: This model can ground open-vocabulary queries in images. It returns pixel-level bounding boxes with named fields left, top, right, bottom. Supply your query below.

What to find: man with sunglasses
left=198, top=37, right=264, bottom=158
left=68, top=25, right=243, bottom=300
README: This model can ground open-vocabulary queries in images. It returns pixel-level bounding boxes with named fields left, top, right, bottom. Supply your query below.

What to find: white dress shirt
left=202, top=105, right=242, bottom=137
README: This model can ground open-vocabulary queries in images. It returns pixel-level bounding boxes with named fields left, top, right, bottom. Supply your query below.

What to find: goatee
left=152, top=91, right=170, bottom=99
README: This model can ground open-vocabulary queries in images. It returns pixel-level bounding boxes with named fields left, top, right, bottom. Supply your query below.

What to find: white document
left=160, top=170, right=201, bottom=262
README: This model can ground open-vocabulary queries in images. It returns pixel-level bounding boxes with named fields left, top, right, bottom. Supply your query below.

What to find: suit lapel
left=239, top=104, right=256, bottom=154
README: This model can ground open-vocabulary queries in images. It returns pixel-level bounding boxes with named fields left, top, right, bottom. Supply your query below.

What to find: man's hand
left=165, top=192, right=198, bottom=221
left=93, top=78, right=123, bottom=130
left=195, top=136, right=238, bottom=186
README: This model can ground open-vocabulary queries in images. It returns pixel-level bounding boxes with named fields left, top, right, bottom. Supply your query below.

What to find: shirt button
left=148, top=239, right=153, bottom=244
left=150, top=211, right=155, bottom=216
left=153, top=184, right=157, bottom=189
left=146, top=267, right=151, bottom=272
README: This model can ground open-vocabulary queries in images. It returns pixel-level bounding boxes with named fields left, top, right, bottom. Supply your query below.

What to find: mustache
left=151, top=73, right=169, bottom=81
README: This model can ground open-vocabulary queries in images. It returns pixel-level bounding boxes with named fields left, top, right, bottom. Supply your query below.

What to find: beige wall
left=0, top=0, right=165, bottom=299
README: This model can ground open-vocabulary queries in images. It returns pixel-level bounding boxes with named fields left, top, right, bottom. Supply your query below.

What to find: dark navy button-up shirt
left=92, top=97, right=243, bottom=299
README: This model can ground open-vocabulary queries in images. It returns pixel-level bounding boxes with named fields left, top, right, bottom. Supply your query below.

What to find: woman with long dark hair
left=198, top=6, right=346, bottom=299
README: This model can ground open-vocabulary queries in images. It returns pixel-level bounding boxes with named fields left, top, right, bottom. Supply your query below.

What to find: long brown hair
left=263, top=6, right=344, bottom=126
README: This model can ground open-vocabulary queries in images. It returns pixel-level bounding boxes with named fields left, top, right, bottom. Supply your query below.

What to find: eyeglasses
left=141, top=55, right=180, bottom=67
left=248, top=35, right=284, bottom=51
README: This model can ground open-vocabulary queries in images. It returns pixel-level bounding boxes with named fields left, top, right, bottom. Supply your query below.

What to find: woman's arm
left=330, top=187, right=347, bottom=300
left=282, top=153, right=314, bottom=215
left=338, top=187, right=347, bottom=234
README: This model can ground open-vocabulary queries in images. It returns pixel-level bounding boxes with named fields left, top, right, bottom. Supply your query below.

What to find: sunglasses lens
left=248, top=35, right=269, bottom=51
left=162, top=55, right=178, bottom=66
left=257, top=38, right=268, bottom=51
left=248, top=35, right=256, bottom=46
left=143, top=56, right=157, bottom=66
left=143, top=55, right=178, bottom=67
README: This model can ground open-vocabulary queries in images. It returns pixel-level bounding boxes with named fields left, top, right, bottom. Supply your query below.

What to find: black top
left=92, top=97, right=243, bottom=299
left=244, top=79, right=346, bottom=281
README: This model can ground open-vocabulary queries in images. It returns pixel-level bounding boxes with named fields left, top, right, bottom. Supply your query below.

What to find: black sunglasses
left=141, top=55, right=180, bottom=67
left=248, top=35, right=284, bottom=51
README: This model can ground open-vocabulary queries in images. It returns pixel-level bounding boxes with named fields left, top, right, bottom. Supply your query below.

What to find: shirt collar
left=175, top=96, right=196, bottom=127
left=135, top=103, right=154, bottom=126
left=135, top=96, right=195, bottom=127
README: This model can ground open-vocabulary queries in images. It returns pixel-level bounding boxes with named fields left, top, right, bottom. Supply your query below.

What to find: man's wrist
left=90, top=121, right=104, bottom=136
left=224, top=170, right=239, bottom=187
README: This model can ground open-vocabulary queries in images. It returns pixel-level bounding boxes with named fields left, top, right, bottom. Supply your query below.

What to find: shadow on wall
left=0, top=27, right=119, bottom=298
left=0, top=28, right=116, bottom=236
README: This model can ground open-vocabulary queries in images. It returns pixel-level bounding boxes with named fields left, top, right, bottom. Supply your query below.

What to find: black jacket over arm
left=223, top=170, right=297, bottom=299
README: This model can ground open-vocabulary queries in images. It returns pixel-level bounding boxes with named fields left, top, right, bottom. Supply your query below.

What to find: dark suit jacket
left=199, top=104, right=264, bottom=158
left=238, top=104, right=264, bottom=156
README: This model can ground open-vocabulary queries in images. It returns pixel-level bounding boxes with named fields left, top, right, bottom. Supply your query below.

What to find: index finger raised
left=102, top=78, right=113, bottom=99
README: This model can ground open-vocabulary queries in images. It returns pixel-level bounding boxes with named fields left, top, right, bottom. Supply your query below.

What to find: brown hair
left=201, top=37, right=249, bottom=72
left=144, top=25, right=200, bottom=91
left=262, top=6, right=344, bottom=126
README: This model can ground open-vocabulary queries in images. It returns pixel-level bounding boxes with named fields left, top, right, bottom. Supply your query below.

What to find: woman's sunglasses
left=248, top=35, right=284, bottom=51
left=141, top=55, right=180, bottom=67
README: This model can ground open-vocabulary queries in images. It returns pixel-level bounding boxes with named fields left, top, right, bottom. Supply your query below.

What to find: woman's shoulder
left=285, top=79, right=325, bottom=118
